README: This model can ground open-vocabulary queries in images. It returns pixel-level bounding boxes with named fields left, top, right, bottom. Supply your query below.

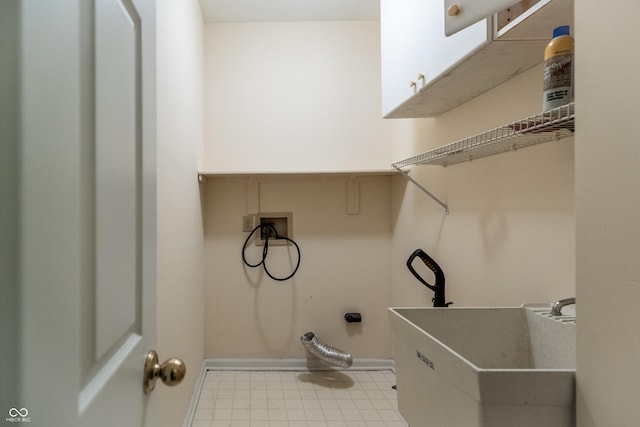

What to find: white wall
left=201, top=19, right=575, bottom=365
left=203, top=174, right=393, bottom=359
left=202, top=21, right=391, bottom=173
left=575, top=1, right=640, bottom=424
left=390, top=65, right=575, bottom=309
left=162, top=3, right=640, bottom=423
left=201, top=20, right=394, bottom=362
left=156, top=1, right=206, bottom=426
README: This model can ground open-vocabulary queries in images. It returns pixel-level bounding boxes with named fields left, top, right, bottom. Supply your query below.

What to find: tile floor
left=190, top=370, right=408, bottom=427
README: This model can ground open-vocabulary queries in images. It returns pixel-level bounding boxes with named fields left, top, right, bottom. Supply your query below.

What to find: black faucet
left=406, top=249, right=453, bottom=308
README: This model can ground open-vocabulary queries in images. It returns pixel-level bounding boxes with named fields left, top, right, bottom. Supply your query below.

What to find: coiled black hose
left=242, top=223, right=301, bottom=281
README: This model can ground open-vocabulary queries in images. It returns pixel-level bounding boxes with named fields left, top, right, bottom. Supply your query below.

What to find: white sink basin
left=389, top=307, right=575, bottom=427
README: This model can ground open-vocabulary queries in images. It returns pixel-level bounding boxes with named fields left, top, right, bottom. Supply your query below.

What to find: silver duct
left=300, top=332, right=353, bottom=369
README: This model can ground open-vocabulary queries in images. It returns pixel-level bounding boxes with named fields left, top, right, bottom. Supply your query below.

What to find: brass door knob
left=143, top=350, right=186, bottom=395
left=448, top=4, right=461, bottom=16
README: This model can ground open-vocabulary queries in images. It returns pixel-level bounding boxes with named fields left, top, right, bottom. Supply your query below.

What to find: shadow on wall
left=250, top=268, right=297, bottom=356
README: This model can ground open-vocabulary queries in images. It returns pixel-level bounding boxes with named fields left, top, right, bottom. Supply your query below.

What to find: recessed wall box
left=255, top=212, right=293, bottom=246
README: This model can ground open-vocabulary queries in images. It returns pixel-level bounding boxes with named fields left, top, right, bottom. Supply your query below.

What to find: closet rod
left=393, top=165, right=449, bottom=214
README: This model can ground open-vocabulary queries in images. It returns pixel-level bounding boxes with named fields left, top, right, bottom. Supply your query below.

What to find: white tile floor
left=190, top=370, right=408, bottom=427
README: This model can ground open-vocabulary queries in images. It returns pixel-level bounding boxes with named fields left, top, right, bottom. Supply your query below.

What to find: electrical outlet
left=242, top=215, right=254, bottom=232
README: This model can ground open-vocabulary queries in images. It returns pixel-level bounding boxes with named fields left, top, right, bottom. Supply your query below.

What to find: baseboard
left=181, top=359, right=208, bottom=427
left=203, top=357, right=396, bottom=372
left=182, top=358, right=396, bottom=427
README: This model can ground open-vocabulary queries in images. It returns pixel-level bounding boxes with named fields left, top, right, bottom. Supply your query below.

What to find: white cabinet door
left=381, top=0, right=489, bottom=117
left=380, top=0, right=422, bottom=117
left=444, top=0, right=521, bottom=36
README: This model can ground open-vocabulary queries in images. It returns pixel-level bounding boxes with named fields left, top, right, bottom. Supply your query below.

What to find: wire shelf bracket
left=393, top=165, right=449, bottom=214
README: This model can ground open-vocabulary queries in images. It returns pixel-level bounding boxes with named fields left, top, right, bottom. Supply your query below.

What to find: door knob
left=143, top=350, right=186, bottom=395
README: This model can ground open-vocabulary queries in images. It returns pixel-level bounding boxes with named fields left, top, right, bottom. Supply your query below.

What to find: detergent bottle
left=542, top=25, right=574, bottom=111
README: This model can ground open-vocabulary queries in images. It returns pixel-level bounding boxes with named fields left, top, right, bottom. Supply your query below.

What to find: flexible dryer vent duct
left=300, top=332, right=353, bottom=369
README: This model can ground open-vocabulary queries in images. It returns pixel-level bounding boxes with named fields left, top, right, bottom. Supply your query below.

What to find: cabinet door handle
left=448, top=4, right=461, bottom=16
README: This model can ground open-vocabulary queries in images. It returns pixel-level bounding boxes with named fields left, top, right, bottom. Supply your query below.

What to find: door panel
left=95, top=0, right=141, bottom=361
left=15, top=0, right=156, bottom=426
left=81, top=0, right=155, bottom=423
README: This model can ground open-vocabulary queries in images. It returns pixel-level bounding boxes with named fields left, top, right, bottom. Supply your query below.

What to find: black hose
left=242, top=223, right=301, bottom=281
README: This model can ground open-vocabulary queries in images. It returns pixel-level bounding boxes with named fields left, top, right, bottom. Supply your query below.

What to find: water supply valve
left=344, top=312, right=362, bottom=323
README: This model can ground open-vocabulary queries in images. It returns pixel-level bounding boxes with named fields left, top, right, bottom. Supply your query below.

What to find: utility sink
left=389, top=306, right=575, bottom=427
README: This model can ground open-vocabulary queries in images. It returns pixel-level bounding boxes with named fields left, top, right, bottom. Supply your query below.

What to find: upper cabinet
left=381, top=0, right=574, bottom=118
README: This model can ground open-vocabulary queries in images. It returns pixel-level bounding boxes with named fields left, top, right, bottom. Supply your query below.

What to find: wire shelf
left=392, top=103, right=575, bottom=168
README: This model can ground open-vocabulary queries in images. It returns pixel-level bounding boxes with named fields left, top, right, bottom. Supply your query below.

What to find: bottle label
left=543, top=52, right=573, bottom=110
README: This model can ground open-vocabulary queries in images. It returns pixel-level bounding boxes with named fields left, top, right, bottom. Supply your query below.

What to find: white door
left=2, top=0, right=167, bottom=426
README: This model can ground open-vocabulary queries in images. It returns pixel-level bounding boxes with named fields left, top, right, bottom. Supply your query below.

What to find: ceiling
left=199, top=0, right=380, bottom=22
